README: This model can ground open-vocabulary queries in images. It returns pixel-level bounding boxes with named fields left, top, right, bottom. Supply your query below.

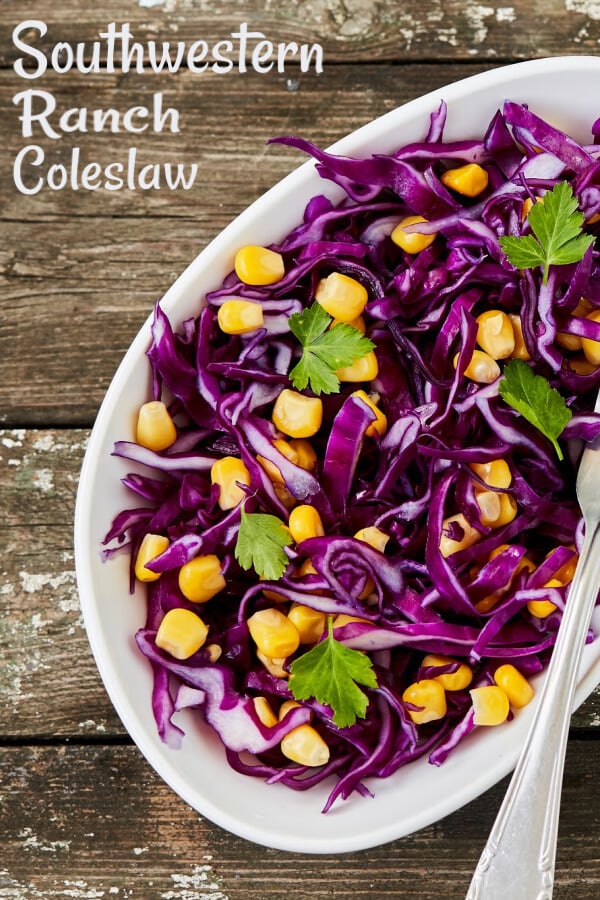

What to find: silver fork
left=466, top=420, right=600, bottom=900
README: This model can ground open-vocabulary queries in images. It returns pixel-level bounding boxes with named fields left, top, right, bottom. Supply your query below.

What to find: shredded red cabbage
left=103, top=100, right=600, bottom=811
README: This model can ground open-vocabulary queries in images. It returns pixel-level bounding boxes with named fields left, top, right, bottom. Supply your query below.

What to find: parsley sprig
left=498, top=359, right=572, bottom=460
left=234, top=504, right=292, bottom=580
left=288, top=303, right=375, bottom=395
left=289, top=617, right=378, bottom=727
left=499, top=181, right=594, bottom=284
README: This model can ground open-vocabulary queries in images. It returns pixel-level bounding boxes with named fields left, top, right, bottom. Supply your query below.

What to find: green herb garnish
left=235, top=505, right=292, bottom=580
left=499, top=181, right=594, bottom=285
left=289, top=617, right=378, bottom=727
left=288, top=303, right=375, bottom=396
left=498, top=359, right=572, bottom=460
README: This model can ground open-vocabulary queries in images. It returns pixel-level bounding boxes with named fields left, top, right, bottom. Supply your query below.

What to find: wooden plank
left=1, top=63, right=494, bottom=220
left=0, top=217, right=198, bottom=426
left=0, top=741, right=599, bottom=898
left=1, top=429, right=599, bottom=737
left=0, top=518, right=124, bottom=736
left=0, top=428, right=123, bottom=734
left=3, top=1, right=600, bottom=65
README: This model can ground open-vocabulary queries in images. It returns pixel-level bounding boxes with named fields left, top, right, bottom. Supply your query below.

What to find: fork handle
left=466, top=520, right=600, bottom=900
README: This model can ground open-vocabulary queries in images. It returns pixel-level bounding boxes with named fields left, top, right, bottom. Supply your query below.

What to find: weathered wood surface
left=3, top=0, right=600, bottom=65
left=3, top=0, right=600, bottom=896
left=0, top=741, right=599, bottom=899
left=2, top=62, right=489, bottom=425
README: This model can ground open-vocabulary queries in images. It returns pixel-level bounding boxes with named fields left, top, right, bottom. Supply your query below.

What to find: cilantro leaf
left=498, top=359, right=572, bottom=460
left=288, top=350, right=340, bottom=396
left=288, top=617, right=378, bottom=727
left=235, top=505, right=292, bottom=580
left=288, top=303, right=376, bottom=395
left=499, top=181, right=594, bottom=284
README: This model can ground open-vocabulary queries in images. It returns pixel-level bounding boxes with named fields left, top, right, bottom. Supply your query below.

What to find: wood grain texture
left=2, top=62, right=490, bottom=425
left=0, top=429, right=124, bottom=735
left=0, top=742, right=599, bottom=899
left=2, top=0, right=600, bottom=65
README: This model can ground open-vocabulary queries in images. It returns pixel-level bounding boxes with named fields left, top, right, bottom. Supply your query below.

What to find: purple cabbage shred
left=103, top=100, right=600, bottom=812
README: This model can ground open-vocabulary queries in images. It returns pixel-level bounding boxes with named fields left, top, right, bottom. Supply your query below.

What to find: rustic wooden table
left=2, top=1, right=600, bottom=897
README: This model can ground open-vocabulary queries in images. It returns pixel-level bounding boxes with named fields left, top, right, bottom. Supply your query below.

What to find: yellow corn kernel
left=440, top=513, right=482, bottom=558
left=288, top=438, right=317, bottom=472
left=136, top=400, right=177, bottom=452
left=155, top=608, right=208, bottom=660
left=288, top=504, right=325, bottom=543
left=234, top=245, right=285, bottom=286
left=547, top=548, right=578, bottom=585
left=476, top=545, right=535, bottom=611
left=521, top=197, right=534, bottom=220
left=280, top=724, right=330, bottom=766
left=256, top=651, right=289, bottom=678
left=470, top=685, right=510, bottom=726
left=354, top=525, right=390, bottom=553
left=210, top=456, right=251, bottom=510
left=527, top=576, right=562, bottom=618
left=402, top=679, right=447, bottom=725
left=178, top=554, right=226, bottom=604
left=272, top=389, right=323, bottom=439
left=205, top=643, right=222, bottom=663
left=527, top=600, right=557, bottom=618
left=217, top=299, right=264, bottom=335
left=336, top=350, right=379, bottom=383
left=470, top=459, right=512, bottom=490
left=454, top=349, right=501, bottom=384
left=391, top=215, right=437, bottom=254
left=332, top=314, right=366, bottom=333
left=262, top=589, right=287, bottom=604
left=493, top=492, right=518, bottom=527
left=568, top=355, right=598, bottom=375
left=475, top=489, right=517, bottom=529
left=135, top=533, right=170, bottom=583
left=358, top=577, right=376, bottom=600
left=422, top=654, right=473, bottom=691
left=332, top=614, right=370, bottom=629
left=581, top=309, right=600, bottom=366
left=297, top=558, right=318, bottom=577
left=278, top=699, right=304, bottom=720
left=488, top=543, right=535, bottom=575
left=315, top=272, right=368, bottom=322
left=520, top=556, right=537, bottom=575
left=274, top=483, right=296, bottom=509
left=351, top=389, right=387, bottom=438
left=257, top=439, right=299, bottom=485
left=474, top=593, right=501, bottom=614
left=248, top=608, right=301, bottom=658
left=476, top=490, right=502, bottom=528
left=253, top=696, right=278, bottom=728
left=441, top=163, right=489, bottom=197
left=493, top=664, right=534, bottom=709
left=556, top=330, right=582, bottom=352
left=508, top=314, right=532, bottom=361
left=557, top=297, right=592, bottom=350
left=487, top=542, right=510, bottom=561
left=287, top=603, right=327, bottom=644
left=476, top=310, right=515, bottom=360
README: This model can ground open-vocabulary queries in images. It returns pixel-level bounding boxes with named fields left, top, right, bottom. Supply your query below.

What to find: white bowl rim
left=75, top=55, right=600, bottom=854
